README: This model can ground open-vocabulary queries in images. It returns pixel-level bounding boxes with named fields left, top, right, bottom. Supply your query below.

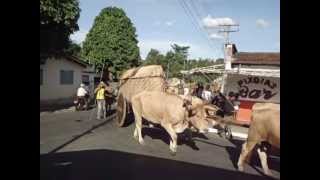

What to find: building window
left=40, top=69, right=43, bottom=85
left=60, top=70, right=74, bottom=85
left=82, top=75, right=90, bottom=86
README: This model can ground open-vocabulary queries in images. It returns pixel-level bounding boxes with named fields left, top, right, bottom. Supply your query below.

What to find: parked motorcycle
left=74, top=95, right=89, bottom=111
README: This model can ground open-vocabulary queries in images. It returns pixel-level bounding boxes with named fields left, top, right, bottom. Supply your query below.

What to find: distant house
left=40, top=55, right=100, bottom=110
left=223, top=43, right=280, bottom=124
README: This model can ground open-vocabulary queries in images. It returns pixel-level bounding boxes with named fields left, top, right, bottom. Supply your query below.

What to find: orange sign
left=236, top=100, right=255, bottom=124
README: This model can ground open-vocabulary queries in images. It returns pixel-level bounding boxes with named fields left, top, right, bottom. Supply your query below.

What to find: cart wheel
left=117, top=93, right=127, bottom=127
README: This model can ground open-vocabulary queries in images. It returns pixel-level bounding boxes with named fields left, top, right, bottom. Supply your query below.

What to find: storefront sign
left=225, top=74, right=280, bottom=103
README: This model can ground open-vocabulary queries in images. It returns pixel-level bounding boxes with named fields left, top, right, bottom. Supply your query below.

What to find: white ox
left=237, top=103, right=280, bottom=176
left=131, top=91, right=218, bottom=155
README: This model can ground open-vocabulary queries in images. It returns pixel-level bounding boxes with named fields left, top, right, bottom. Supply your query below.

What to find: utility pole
left=218, top=24, right=239, bottom=44
left=218, top=24, right=239, bottom=94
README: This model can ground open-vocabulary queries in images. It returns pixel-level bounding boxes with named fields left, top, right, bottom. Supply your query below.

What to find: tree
left=215, top=58, right=224, bottom=64
left=81, top=7, right=141, bottom=77
left=171, top=44, right=190, bottom=59
left=144, top=49, right=165, bottom=65
left=65, top=41, right=81, bottom=56
left=40, top=0, right=81, bottom=55
left=166, top=44, right=190, bottom=78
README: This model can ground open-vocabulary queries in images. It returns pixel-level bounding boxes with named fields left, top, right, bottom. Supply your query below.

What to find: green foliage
left=64, top=41, right=81, bottom=56
left=143, top=44, right=222, bottom=83
left=81, top=7, right=141, bottom=76
left=40, top=0, right=81, bottom=54
left=215, top=58, right=224, bottom=64
left=143, top=49, right=165, bottom=66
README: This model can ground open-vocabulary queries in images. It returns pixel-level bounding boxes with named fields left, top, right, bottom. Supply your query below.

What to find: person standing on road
left=192, top=83, right=204, bottom=99
left=229, top=92, right=240, bottom=120
left=94, top=82, right=107, bottom=120
left=76, top=83, right=89, bottom=110
left=201, top=84, right=213, bottom=103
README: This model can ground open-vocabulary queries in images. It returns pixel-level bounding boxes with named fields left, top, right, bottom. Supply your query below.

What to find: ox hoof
left=170, top=151, right=177, bottom=156
left=139, top=140, right=145, bottom=146
left=238, top=165, right=244, bottom=172
left=264, top=171, right=273, bottom=176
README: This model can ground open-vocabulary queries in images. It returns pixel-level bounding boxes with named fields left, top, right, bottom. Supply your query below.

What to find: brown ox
left=237, top=103, right=280, bottom=176
left=131, top=91, right=218, bottom=155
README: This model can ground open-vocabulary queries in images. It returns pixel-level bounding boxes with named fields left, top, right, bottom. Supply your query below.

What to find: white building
left=40, top=55, right=99, bottom=109
left=180, top=43, right=280, bottom=124
left=222, top=43, right=280, bottom=124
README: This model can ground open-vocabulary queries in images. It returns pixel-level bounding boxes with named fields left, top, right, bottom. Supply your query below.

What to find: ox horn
left=204, top=105, right=220, bottom=112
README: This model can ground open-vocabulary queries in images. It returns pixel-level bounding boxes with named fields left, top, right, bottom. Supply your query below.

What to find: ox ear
left=183, top=100, right=198, bottom=117
left=182, top=99, right=192, bottom=110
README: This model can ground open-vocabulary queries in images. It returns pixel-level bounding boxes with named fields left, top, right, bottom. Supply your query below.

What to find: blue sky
left=71, top=0, right=280, bottom=60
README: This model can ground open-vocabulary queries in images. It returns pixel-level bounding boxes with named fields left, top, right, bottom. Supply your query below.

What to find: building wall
left=40, top=58, right=85, bottom=101
left=232, top=64, right=280, bottom=69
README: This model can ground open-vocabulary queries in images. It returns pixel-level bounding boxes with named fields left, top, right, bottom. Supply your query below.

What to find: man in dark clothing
left=212, top=92, right=226, bottom=116
left=195, top=83, right=204, bottom=99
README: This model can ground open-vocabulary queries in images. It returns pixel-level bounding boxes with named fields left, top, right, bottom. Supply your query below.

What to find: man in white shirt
left=201, top=85, right=213, bottom=102
left=183, top=87, right=190, bottom=96
left=76, top=83, right=89, bottom=110
left=77, top=83, right=88, bottom=97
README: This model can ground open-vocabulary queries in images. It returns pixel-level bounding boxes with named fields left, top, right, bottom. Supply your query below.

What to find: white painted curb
left=208, top=128, right=248, bottom=139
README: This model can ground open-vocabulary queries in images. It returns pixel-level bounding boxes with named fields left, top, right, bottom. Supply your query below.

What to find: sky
left=70, top=0, right=280, bottom=60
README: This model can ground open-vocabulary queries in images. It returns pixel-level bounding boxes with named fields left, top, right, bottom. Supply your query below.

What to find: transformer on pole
left=218, top=24, right=239, bottom=93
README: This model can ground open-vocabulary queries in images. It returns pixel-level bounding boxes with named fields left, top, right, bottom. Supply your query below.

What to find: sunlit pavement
left=40, top=107, right=280, bottom=180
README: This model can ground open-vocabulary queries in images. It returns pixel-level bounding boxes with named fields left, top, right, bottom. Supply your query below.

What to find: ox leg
left=134, top=127, right=138, bottom=140
left=163, top=124, right=178, bottom=155
left=135, top=120, right=144, bottom=145
left=257, top=145, right=272, bottom=176
left=132, top=106, right=145, bottom=145
left=237, top=141, right=256, bottom=172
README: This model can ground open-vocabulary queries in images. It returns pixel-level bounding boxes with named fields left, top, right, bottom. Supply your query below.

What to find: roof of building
left=64, top=55, right=91, bottom=67
left=232, top=52, right=280, bottom=65
left=40, top=52, right=91, bottom=67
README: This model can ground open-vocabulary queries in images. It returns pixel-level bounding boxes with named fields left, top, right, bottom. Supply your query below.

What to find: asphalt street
left=40, top=107, right=280, bottom=180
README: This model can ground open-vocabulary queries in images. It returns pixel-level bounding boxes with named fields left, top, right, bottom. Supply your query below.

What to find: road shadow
left=40, top=103, right=74, bottom=112
left=225, top=138, right=280, bottom=176
left=48, top=114, right=116, bottom=154
left=40, top=149, right=278, bottom=180
left=106, top=109, right=116, bottom=116
left=141, top=126, right=210, bottom=151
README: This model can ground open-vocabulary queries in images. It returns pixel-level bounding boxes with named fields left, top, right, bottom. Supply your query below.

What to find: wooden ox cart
left=116, top=65, right=167, bottom=127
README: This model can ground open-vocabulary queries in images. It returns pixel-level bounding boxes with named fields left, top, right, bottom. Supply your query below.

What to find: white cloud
left=256, top=19, right=270, bottom=28
left=209, top=33, right=224, bottom=39
left=165, top=21, right=175, bottom=27
left=202, top=15, right=236, bottom=28
left=70, top=30, right=88, bottom=44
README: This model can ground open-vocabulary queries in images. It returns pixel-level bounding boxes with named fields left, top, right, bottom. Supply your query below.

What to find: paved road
left=40, top=108, right=280, bottom=180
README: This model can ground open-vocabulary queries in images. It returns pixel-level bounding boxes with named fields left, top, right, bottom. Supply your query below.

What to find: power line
left=188, top=0, right=224, bottom=57
left=178, top=0, right=214, bottom=52
left=191, top=0, right=229, bottom=56
left=177, top=0, right=218, bottom=58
